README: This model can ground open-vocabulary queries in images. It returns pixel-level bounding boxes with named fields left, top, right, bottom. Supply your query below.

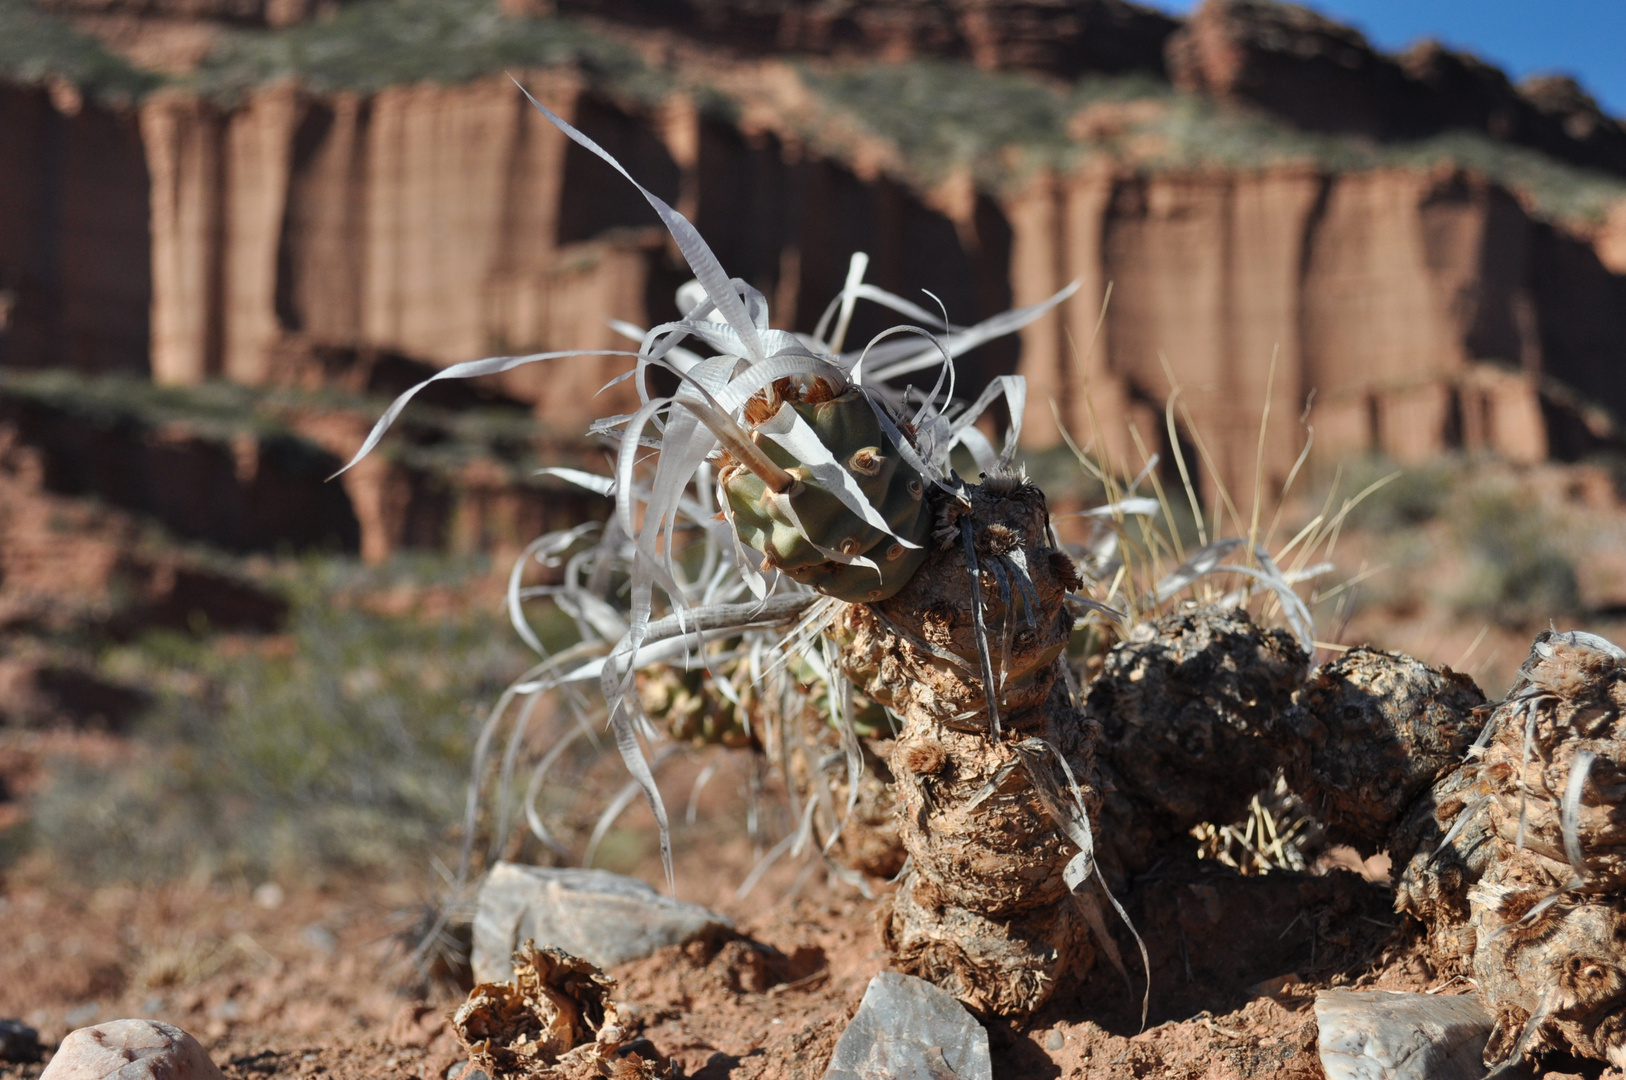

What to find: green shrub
left=0, top=367, right=586, bottom=489
left=1339, top=456, right=1459, bottom=532
left=189, top=0, right=664, bottom=102
left=1451, top=485, right=1580, bottom=628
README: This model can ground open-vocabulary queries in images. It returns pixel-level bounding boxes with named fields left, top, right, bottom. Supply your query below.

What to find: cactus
left=720, top=381, right=930, bottom=603
left=344, top=91, right=1105, bottom=1025
left=635, top=663, right=757, bottom=749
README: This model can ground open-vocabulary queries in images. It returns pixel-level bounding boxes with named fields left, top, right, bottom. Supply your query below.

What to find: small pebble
left=1044, top=1029, right=1065, bottom=1051
left=301, top=926, right=338, bottom=954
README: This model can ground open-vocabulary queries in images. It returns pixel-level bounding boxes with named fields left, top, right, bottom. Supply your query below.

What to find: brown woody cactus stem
left=834, top=479, right=1102, bottom=1019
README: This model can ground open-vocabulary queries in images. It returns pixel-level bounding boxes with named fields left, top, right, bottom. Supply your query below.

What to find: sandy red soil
left=0, top=828, right=1464, bottom=1080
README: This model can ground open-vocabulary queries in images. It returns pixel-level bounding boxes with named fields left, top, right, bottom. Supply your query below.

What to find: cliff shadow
left=0, top=85, right=150, bottom=377
left=558, top=94, right=682, bottom=246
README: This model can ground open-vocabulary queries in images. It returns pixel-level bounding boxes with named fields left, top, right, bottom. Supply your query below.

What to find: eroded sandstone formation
left=117, top=74, right=1626, bottom=499
left=4, top=0, right=1626, bottom=527
left=1009, top=163, right=1626, bottom=498
left=1168, top=0, right=1626, bottom=177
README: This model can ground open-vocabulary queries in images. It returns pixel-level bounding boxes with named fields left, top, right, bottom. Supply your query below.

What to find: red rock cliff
left=6, top=0, right=1626, bottom=519
left=1010, top=163, right=1626, bottom=498
left=121, top=72, right=1626, bottom=505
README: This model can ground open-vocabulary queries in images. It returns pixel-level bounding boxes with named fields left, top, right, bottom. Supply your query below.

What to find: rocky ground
left=0, top=833, right=1445, bottom=1080
left=7, top=443, right=1626, bottom=1077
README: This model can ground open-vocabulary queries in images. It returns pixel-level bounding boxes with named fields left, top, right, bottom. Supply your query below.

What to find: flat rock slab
left=40, top=1019, right=223, bottom=1080
left=823, top=971, right=991, bottom=1080
left=1316, top=990, right=1499, bottom=1080
left=471, top=861, right=733, bottom=981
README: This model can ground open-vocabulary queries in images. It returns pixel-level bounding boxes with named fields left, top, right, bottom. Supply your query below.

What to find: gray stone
left=823, top=971, right=991, bottom=1080
left=470, top=861, right=733, bottom=981
left=1316, top=990, right=1499, bottom=1080
left=40, top=1019, right=224, bottom=1080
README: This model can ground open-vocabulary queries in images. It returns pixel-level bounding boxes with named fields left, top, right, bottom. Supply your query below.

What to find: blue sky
left=1143, top=0, right=1626, bottom=117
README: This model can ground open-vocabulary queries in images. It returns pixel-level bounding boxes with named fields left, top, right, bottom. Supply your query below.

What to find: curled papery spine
left=675, top=397, right=795, bottom=494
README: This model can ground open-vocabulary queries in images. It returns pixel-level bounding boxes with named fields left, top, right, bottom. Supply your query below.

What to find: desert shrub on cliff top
left=800, top=60, right=1088, bottom=189
left=1316, top=457, right=1586, bottom=635
left=0, top=0, right=157, bottom=104
left=800, top=60, right=1626, bottom=223
left=190, top=0, right=665, bottom=102
left=1338, top=455, right=1458, bottom=532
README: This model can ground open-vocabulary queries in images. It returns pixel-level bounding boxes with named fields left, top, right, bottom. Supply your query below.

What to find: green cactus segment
left=789, top=654, right=891, bottom=739
left=722, top=391, right=930, bottom=603
left=637, top=664, right=756, bottom=748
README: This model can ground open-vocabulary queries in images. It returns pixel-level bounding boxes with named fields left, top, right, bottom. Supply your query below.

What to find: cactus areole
left=720, top=381, right=931, bottom=603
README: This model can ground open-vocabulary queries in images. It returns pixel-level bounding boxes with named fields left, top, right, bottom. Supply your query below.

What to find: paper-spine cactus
left=720, top=381, right=930, bottom=603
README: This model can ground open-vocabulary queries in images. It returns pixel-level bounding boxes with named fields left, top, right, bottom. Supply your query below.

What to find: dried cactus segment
left=1288, top=646, right=1488, bottom=853
left=1085, top=605, right=1309, bottom=841
left=452, top=940, right=667, bottom=1079
left=721, top=389, right=930, bottom=603
left=1387, top=630, right=1626, bottom=1070
left=1475, top=631, right=1626, bottom=892
left=781, top=692, right=908, bottom=880
left=822, top=737, right=907, bottom=880
left=1469, top=859, right=1626, bottom=1068
left=1392, top=755, right=1498, bottom=972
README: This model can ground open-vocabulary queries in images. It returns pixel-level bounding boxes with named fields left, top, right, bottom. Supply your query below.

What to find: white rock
left=1316, top=990, right=1494, bottom=1080
left=40, top=1019, right=224, bottom=1080
left=823, top=971, right=991, bottom=1080
left=470, top=861, right=733, bottom=981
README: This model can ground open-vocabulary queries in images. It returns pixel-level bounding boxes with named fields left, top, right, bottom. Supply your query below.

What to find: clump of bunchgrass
left=1191, top=774, right=1327, bottom=876
left=1049, top=364, right=1385, bottom=660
